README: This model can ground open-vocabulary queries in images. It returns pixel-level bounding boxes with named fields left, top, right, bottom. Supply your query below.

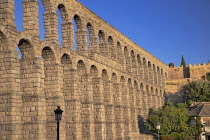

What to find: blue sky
left=15, top=0, right=210, bottom=66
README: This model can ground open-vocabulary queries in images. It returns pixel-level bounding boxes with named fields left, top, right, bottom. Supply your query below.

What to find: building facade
left=0, top=0, right=167, bottom=139
left=189, top=102, right=210, bottom=140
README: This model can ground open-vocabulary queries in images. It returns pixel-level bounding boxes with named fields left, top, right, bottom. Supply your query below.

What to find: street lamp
left=156, top=122, right=160, bottom=140
left=54, top=106, right=63, bottom=140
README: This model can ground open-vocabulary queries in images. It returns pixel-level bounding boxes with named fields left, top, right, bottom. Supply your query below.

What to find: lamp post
left=156, top=122, right=160, bottom=140
left=54, top=106, right=63, bottom=140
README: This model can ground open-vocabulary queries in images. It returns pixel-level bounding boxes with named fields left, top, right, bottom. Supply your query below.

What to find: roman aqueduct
left=0, top=0, right=168, bottom=139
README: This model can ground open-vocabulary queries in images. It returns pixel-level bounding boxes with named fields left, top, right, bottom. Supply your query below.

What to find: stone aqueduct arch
left=0, top=0, right=168, bottom=139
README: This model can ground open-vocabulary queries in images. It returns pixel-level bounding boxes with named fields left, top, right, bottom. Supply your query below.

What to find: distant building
left=166, top=63, right=210, bottom=103
left=189, top=102, right=210, bottom=140
left=168, top=63, right=210, bottom=80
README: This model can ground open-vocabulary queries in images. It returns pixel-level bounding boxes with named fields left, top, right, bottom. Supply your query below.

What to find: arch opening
left=17, top=39, right=34, bottom=59
left=73, top=15, right=82, bottom=51
left=90, top=65, right=98, bottom=76
left=0, top=31, right=7, bottom=51
left=56, top=4, right=68, bottom=47
left=56, top=7, right=62, bottom=47
left=143, top=58, right=146, bottom=65
left=98, top=30, right=105, bottom=44
left=41, top=46, right=55, bottom=62
left=15, top=0, right=23, bottom=31
left=61, top=53, right=72, bottom=64
left=86, top=23, right=94, bottom=50
left=116, top=42, right=122, bottom=62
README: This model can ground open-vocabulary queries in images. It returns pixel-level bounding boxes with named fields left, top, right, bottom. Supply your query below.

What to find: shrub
left=160, top=135, right=174, bottom=140
left=171, top=132, right=181, bottom=140
left=182, top=135, right=194, bottom=140
left=207, top=72, right=210, bottom=81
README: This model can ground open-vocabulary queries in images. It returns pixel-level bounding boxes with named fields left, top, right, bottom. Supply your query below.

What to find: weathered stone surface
left=0, top=0, right=167, bottom=139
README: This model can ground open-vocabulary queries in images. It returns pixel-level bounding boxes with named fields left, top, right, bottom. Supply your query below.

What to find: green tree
left=181, top=55, right=186, bottom=67
left=184, top=81, right=210, bottom=102
left=146, top=101, right=203, bottom=139
left=169, top=63, right=175, bottom=68
left=206, top=72, right=210, bottom=81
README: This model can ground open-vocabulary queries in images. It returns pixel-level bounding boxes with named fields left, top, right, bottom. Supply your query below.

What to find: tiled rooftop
left=189, top=102, right=210, bottom=116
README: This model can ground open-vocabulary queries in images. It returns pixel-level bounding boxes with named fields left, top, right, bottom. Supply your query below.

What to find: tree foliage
left=146, top=101, right=203, bottom=139
left=169, top=63, right=175, bottom=68
left=206, top=72, right=210, bottom=81
left=181, top=55, right=186, bottom=67
left=184, top=80, right=210, bottom=102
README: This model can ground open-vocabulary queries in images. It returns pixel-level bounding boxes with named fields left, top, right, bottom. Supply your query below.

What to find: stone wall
left=166, top=79, right=190, bottom=104
left=167, top=63, right=210, bottom=103
left=189, top=63, right=210, bottom=79
left=169, top=63, right=210, bottom=80
left=0, top=0, right=167, bottom=139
